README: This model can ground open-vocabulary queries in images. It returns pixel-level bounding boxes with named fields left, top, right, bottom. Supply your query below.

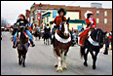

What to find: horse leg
left=39, top=35, right=40, bottom=40
left=56, top=49, right=62, bottom=72
left=62, top=51, right=67, bottom=70
left=84, top=49, right=89, bottom=67
left=48, top=39, right=49, bottom=45
left=44, top=38, right=45, bottom=44
left=46, top=39, right=47, bottom=45
left=93, top=50, right=99, bottom=69
left=57, top=56, right=62, bottom=72
left=22, top=53, right=26, bottom=67
left=18, top=50, right=22, bottom=65
left=90, top=50, right=98, bottom=69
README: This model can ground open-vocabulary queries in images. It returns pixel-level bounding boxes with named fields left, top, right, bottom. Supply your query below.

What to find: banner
left=37, top=12, right=41, bottom=20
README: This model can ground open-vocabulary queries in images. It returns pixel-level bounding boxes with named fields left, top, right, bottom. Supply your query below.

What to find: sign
left=37, top=12, right=41, bottom=20
left=77, top=25, right=83, bottom=32
left=53, top=11, right=57, bottom=18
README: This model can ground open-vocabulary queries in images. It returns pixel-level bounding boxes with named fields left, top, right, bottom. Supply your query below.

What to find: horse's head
left=59, top=18, right=70, bottom=36
left=17, top=26, right=28, bottom=43
left=95, top=29, right=107, bottom=47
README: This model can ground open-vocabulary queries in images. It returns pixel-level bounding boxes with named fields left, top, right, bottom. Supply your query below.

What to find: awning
left=69, top=19, right=86, bottom=24
left=42, top=12, right=51, bottom=17
left=50, top=19, right=86, bottom=24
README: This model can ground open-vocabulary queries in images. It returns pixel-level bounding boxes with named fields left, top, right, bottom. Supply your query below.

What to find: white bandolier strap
left=55, top=32, right=71, bottom=44
left=88, top=36, right=99, bottom=46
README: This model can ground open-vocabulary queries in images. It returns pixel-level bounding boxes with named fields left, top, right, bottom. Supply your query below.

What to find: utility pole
left=38, top=3, right=42, bottom=28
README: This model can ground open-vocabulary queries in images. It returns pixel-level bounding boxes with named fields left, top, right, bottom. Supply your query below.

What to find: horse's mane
left=18, top=31, right=28, bottom=44
left=90, top=28, right=104, bottom=42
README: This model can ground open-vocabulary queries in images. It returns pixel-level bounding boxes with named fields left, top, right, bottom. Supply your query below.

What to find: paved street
left=1, top=32, right=112, bottom=75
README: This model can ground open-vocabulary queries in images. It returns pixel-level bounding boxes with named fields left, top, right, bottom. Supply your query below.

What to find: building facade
left=29, top=3, right=112, bottom=32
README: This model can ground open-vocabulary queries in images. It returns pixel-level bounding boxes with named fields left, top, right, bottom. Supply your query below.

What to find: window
left=96, top=18, right=99, bottom=24
left=104, top=18, right=107, bottom=24
left=96, top=11, right=99, bottom=16
left=66, top=12, right=79, bottom=19
left=104, top=11, right=107, bottom=16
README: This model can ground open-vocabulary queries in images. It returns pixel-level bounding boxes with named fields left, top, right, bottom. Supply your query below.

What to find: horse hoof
left=84, top=62, right=88, bottom=67
left=23, top=65, right=26, bottom=67
left=18, top=61, right=22, bottom=65
left=62, top=66, right=67, bottom=70
left=56, top=68, right=63, bottom=72
left=54, top=64, right=58, bottom=67
left=92, top=66, right=96, bottom=69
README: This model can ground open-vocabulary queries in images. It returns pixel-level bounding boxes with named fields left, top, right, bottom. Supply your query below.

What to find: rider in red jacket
left=51, top=8, right=67, bottom=44
left=52, top=8, right=66, bottom=29
left=79, top=11, right=96, bottom=46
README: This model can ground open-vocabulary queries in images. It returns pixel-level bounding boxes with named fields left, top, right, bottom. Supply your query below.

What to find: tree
left=1, top=17, right=9, bottom=27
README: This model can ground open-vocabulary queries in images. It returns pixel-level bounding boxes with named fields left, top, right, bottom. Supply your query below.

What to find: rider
left=51, top=8, right=66, bottom=43
left=29, top=18, right=35, bottom=32
left=12, top=14, right=35, bottom=48
left=79, top=11, right=96, bottom=46
left=44, top=23, right=50, bottom=33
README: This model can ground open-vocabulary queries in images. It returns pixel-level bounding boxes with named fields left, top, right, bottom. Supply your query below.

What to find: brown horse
left=52, top=19, right=72, bottom=72
left=33, top=28, right=41, bottom=40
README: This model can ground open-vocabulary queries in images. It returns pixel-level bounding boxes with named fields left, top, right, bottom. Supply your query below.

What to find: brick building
left=29, top=3, right=112, bottom=32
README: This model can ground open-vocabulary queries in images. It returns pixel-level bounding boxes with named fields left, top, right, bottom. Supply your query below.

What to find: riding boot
left=13, top=42, right=17, bottom=48
left=29, top=39, right=35, bottom=47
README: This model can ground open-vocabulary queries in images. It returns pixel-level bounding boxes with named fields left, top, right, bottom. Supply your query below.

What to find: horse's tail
left=80, top=46, right=85, bottom=58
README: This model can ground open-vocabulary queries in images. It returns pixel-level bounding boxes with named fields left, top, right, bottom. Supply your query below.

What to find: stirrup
left=13, top=45, right=16, bottom=48
left=32, top=44, right=35, bottom=47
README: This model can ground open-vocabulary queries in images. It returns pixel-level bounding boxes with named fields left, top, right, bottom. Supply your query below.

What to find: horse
left=43, top=26, right=51, bottom=45
left=80, top=28, right=107, bottom=69
left=16, top=26, right=29, bottom=67
left=12, top=27, right=18, bottom=36
left=52, top=18, right=72, bottom=72
left=33, top=28, right=41, bottom=41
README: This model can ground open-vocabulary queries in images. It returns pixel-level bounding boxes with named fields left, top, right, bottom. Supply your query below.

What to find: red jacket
left=85, top=18, right=96, bottom=28
left=53, top=16, right=66, bottom=26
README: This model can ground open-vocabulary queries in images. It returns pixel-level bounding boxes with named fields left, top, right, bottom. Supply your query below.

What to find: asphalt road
left=1, top=32, right=112, bottom=75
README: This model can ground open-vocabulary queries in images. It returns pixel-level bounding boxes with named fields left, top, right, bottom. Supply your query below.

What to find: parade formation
left=1, top=1, right=112, bottom=75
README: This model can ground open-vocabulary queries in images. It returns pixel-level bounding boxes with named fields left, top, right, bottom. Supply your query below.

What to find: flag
left=37, top=13, right=41, bottom=20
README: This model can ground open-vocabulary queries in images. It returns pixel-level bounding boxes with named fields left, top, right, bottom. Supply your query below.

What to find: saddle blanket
left=17, top=42, right=30, bottom=51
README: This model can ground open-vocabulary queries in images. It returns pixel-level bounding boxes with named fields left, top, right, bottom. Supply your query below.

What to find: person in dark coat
left=103, top=33, right=109, bottom=55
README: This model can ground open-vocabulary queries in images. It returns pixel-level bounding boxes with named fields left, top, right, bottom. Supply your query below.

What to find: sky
left=1, top=1, right=112, bottom=25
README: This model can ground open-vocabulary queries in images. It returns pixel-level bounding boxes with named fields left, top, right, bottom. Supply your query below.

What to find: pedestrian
left=109, top=31, right=112, bottom=50
left=103, top=33, right=109, bottom=55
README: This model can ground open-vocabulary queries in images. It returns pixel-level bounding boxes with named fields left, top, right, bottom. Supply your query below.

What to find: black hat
left=87, top=13, right=93, bottom=19
left=58, top=8, right=66, bottom=16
